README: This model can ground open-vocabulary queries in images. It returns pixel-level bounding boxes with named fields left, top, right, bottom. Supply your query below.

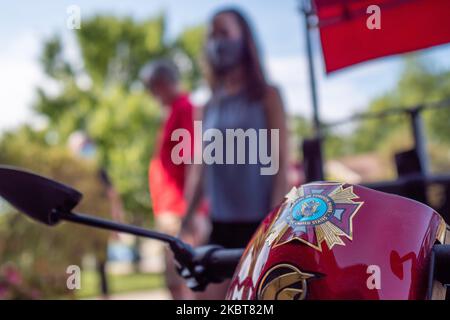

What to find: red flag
left=314, top=0, right=450, bottom=73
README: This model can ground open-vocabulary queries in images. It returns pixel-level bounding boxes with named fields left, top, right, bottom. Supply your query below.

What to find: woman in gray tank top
left=181, top=7, right=288, bottom=297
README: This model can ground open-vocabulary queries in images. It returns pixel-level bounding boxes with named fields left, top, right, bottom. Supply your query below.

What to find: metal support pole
left=301, top=0, right=321, bottom=135
left=299, top=0, right=324, bottom=181
left=410, top=108, right=429, bottom=175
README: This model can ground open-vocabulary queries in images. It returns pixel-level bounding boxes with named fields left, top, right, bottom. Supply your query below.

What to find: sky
left=1, top=0, right=450, bottom=134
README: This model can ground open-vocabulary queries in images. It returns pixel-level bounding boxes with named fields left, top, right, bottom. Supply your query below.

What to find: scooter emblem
left=269, top=182, right=364, bottom=251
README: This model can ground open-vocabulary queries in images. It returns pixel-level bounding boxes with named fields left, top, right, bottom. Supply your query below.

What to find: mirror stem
left=55, top=210, right=202, bottom=282
left=57, top=210, right=196, bottom=269
left=57, top=210, right=179, bottom=244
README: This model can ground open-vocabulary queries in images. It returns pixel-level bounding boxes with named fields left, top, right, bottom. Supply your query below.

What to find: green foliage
left=86, top=88, right=161, bottom=219
left=288, top=115, right=312, bottom=161
left=40, top=34, right=74, bottom=79
left=0, top=13, right=205, bottom=298
left=353, top=57, right=450, bottom=149
left=0, top=128, right=111, bottom=298
left=323, top=130, right=351, bottom=159
left=290, top=115, right=313, bottom=140
left=33, top=13, right=204, bottom=223
left=76, top=14, right=167, bottom=87
left=176, top=25, right=206, bottom=88
left=351, top=96, right=411, bottom=154
left=328, top=56, right=450, bottom=174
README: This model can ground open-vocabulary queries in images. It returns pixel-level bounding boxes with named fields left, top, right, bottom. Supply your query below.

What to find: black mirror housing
left=0, top=166, right=82, bottom=225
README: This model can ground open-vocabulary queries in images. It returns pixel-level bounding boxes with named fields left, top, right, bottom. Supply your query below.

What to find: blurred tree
left=323, top=130, right=351, bottom=159
left=289, top=115, right=313, bottom=163
left=175, top=25, right=206, bottom=89
left=334, top=56, right=450, bottom=173
left=33, top=14, right=205, bottom=225
left=290, top=115, right=313, bottom=140
left=0, top=13, right=205, bottom=298
left=76, top=15, right=167, bottom=87
left=352, top=57, right=450, bottom=152
left=0, top=127, right=111, bottom=298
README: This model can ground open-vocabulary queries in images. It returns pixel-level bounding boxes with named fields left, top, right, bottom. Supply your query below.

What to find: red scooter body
left=226, top=182, right=447, bottom=300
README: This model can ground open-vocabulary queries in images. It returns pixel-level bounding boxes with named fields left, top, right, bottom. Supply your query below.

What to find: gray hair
left=140, top=59, right=180, bottom=87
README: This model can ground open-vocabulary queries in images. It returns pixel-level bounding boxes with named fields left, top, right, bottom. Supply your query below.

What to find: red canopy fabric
left=314, top=0, right=450, bottom=73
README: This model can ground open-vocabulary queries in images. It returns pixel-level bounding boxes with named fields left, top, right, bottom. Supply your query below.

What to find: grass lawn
left=75, top=270, right=164, bottom=299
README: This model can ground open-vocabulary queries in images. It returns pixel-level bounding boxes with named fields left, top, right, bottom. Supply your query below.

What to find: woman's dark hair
left=205, top=7, right=268, bottom=101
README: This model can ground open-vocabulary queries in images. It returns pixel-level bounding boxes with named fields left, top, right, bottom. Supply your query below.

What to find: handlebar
left=59, top=211, right=245, bottom=291
left=61, top=211, right=245, bottom=291
left=0, top=166, right=246, bottom=293
left=206, top=248, right=245, bottom=279
left=177, top=245, right=245, bottom=291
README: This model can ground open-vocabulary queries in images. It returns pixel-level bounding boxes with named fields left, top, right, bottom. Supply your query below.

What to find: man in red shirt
left=142, top=60, right=208, bottom=299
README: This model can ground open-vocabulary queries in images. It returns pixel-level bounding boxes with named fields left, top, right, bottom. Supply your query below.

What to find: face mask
left=206, top=37, right=244, bottom=73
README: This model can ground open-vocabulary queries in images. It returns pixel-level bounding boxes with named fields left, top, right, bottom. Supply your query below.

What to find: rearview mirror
left=0, top=166, right=82, bottom=225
